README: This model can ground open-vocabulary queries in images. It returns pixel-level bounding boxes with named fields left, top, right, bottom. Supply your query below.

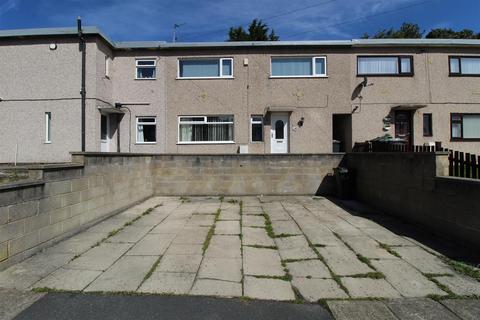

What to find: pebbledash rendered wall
left=346, top=152, right=480, bottom=248
left=0, top=153, right=343, bottom=270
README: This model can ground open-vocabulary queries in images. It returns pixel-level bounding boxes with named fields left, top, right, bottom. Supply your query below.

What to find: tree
left=426, top=28, right=480, bottom=39
left=228, top=19, right=279, bottom=41
left=362, top=22, right=423, bottom=39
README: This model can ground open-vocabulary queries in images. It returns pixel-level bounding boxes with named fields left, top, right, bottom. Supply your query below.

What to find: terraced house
left=1, top=26, right=480, bottom=162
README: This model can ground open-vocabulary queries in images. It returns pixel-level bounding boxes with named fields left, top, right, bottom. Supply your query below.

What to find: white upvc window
left=136, top=117, right=157, bottom=143
left=270, top=56, right=327, bottom=78
left=45, top=112, right=51, bottom=143
left=357, top=56, right=413, bottom=76
left=250, top=115, right=264, bottom=142
left=178, top=58, right=233, bottom=79
left=136, top=59, right=156, bottom=79
left=105, top=56, right=111, bottom=78
left=178, top=115, right=234, bottom=144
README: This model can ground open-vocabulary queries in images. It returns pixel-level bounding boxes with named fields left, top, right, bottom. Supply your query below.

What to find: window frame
left=250, top=115, right=264, bottom=143
left=135, top=116, right=157, bottom=144
left=449, top=56, right=480, bottom=77
left=450, top=113, right=480, bottom=141
left=105, top=55, right=111, bottom=78
left=177, top=115, right=235, bottom=144
left=45, top=112, right=51, bottom=144
left=269, top=56, right=327, bottom=78
left=135, top=59, right=157, bottom=80
left=423, top=113, right=433, bottom=137
left=356, top=55, right=414, bottom=77
left=177, top=58, right=234, bottom=79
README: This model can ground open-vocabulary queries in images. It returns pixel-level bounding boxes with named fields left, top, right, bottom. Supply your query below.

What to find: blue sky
left=0, top=0, right=479, bottom=42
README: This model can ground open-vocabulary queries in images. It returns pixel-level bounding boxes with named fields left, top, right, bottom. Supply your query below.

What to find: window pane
left=45, top=112, right=51, bottom=142
left=180, top=117, right=204, bottom=122
left=460, top=58, right=480, bottom=75
left=207, top=116, right=233, bottom=123
left=275, top=120, right=284, bottom=139
left=251, top=116, right=263, bottom=123
left=252, top=123, right=263, bottom=142
left=450, top=58, right=460, bottom=73
left=137, top=60, right=155, bottom=66
left=137, top=124, right=156, bottom=142
left=179, top=123, right=234, bottom=142
left=272, top=57, right=312, bottom=76
left=358, top=57, right=398, bottom=74
left=452, top=123, right=462, bottom=138
left=315, top=58, right=326, bottom=75
left=463, top=115, right=480, bottom=138
left=101, top=115, right=107, bottom=140
left=423, top=114, right=432, bottom=136
left=400, top=58, right=411, bottom=73
left=180, top=60, right=220, bottom=77
left=138, top=118, right=156, bottom=123
left=222, top=59, right=232, bottom=76
left=137, top=67, right=156, bottom=79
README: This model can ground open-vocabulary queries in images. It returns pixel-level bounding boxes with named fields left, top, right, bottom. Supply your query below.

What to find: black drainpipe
left=77, top=17, right=86, bottom=152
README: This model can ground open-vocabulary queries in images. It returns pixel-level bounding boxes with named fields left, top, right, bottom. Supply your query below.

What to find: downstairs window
left=178, top=115, right=234, bottom=143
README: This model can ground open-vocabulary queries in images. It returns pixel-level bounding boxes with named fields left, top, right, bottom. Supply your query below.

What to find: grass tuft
left=378, top=243, right=402, bottom=258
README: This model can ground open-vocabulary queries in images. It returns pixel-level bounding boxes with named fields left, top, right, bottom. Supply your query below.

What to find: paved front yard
left=0, top=196, right=479, bottom=305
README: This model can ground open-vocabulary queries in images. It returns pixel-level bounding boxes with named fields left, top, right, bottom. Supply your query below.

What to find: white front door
left=270, top=113, right=289, bottom=154
left=100, top=114, right=109, bottom=152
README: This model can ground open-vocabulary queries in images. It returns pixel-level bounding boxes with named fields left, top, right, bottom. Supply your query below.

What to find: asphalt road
left=14, top=293, right=333, bottom=320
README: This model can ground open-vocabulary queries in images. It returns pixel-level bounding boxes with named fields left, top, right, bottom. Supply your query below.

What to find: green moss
left=378, top=243, right=401, bottom=258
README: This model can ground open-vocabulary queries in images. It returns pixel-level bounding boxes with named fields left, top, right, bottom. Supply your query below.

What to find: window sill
left=177, top=141, right=235, bottom=145
left=269, top=75, right=328, bottom=79
left=356, top=74, right=414, bottom=77
left=176, top=77, right=234, bottom=80
left=449, top=74, right=480, bottom=77
left=134, top=78, right=157, bottom=80
left=135, top=142, right=157, bottom=145
left=250, top=141, right=264, bottom=144
left=450, top=138, right=480, bottom=142
left=44, top=142, right=52, bottom=144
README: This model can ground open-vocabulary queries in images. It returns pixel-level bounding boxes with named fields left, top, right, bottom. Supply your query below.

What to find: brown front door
left=395, top=111, right=412, bottom=149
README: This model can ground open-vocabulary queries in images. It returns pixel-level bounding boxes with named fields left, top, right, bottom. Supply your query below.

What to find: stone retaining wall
left=346, top=152, right=480, bottom=248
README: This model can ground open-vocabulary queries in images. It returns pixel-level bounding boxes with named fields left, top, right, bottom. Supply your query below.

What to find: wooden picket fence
left=352, top=141, right=480, bottom=180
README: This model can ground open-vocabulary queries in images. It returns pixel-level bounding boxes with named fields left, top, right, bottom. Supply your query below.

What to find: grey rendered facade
left=0, top=27, right=480, bottom=162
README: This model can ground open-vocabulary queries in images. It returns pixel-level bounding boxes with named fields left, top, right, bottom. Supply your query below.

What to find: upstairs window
left=357, top=56, right=413, bottom=76
left=178, top=115, right=234, bottom=143
left=136, top=117, right=157, bottom=143
left=136, top=59, right=156, bottom=79
left=449, top=56, right=480, bottom=76
left=271, top=56, right=326, bottom=77
left=178, top=58, right=233, bottom=78
left=451, top=114, right=480, bottom=140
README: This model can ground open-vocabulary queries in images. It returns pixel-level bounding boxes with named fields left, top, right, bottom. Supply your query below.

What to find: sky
left=0, top=0, right=479, bottom=42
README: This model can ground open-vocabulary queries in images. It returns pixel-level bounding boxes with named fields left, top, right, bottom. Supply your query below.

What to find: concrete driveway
left=0, top=196, right=479, bottom=305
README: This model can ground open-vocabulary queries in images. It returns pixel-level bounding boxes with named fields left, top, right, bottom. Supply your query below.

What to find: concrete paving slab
left=265, top=211, right=291, bottom=221
left=131, top=213, right=168, bottom=227
left=107, top=226, right=152, bottom=243
left=341, top=277, right=401, bottom=298
left=292, top=278, right=348, bottom=301
left=274, top=236, right=317, bottom=260
left=67, top=243, right=132, bottom=271
left=394, top=246, right=453, bottom=274
left=286, top=260, right=331, bottom=278
left=205, top=235, right=241, bottom=258
left=46, top=232, right=106, bottom=255
left=218, top=212, right=240, bottom=221
left=302, top=229, right=345, bottom=246
left=435, top=274, right=480, bottom=296
left=84, top=256, right=157, bottom=292
left=86, top=218, right=129, bottom=233
left=197, top=257, right=242, bottom=282
left=0, top=288, right=45, bottom=320
left=157, top=254, right=202, bottom=273
left=271, top=220, right=301, bottom=235
left=244, top=276, right=295, bottom=301
left=150, top=220, right=187, bottom=234
left=215, top=221, right=241, bottom=235
left=327, top=300, right=398, bottom=320
left=317, top=245, right=372, bottom=276
left=190, top=279, right=242, bottom=297
left=441, top=299, right=480, bottom=320
left=243, top=247, right=284, bottom=277
left=387, top=298, right=460, bottom=320
left=342, top=236, right=399, bottom=260
left=0, top=253, right=74, bottom=289
left=371, top=259, right=447, bottom=297
left=164, top=244, right=203, bottom=256
left=173, top=227, right=210, bottom=244
left=126, top=233, right=175, bottom=256
left=138, top=272, right=196, bottom=294
left=242, top=227, right=275, bottom=247
left=186, top=215, right=215, bottom=227
left=242, top=215, right=265, bottom=227
left=32, top=268, right=102, bottom=291
left=362, top=227, right=415, bottom=246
